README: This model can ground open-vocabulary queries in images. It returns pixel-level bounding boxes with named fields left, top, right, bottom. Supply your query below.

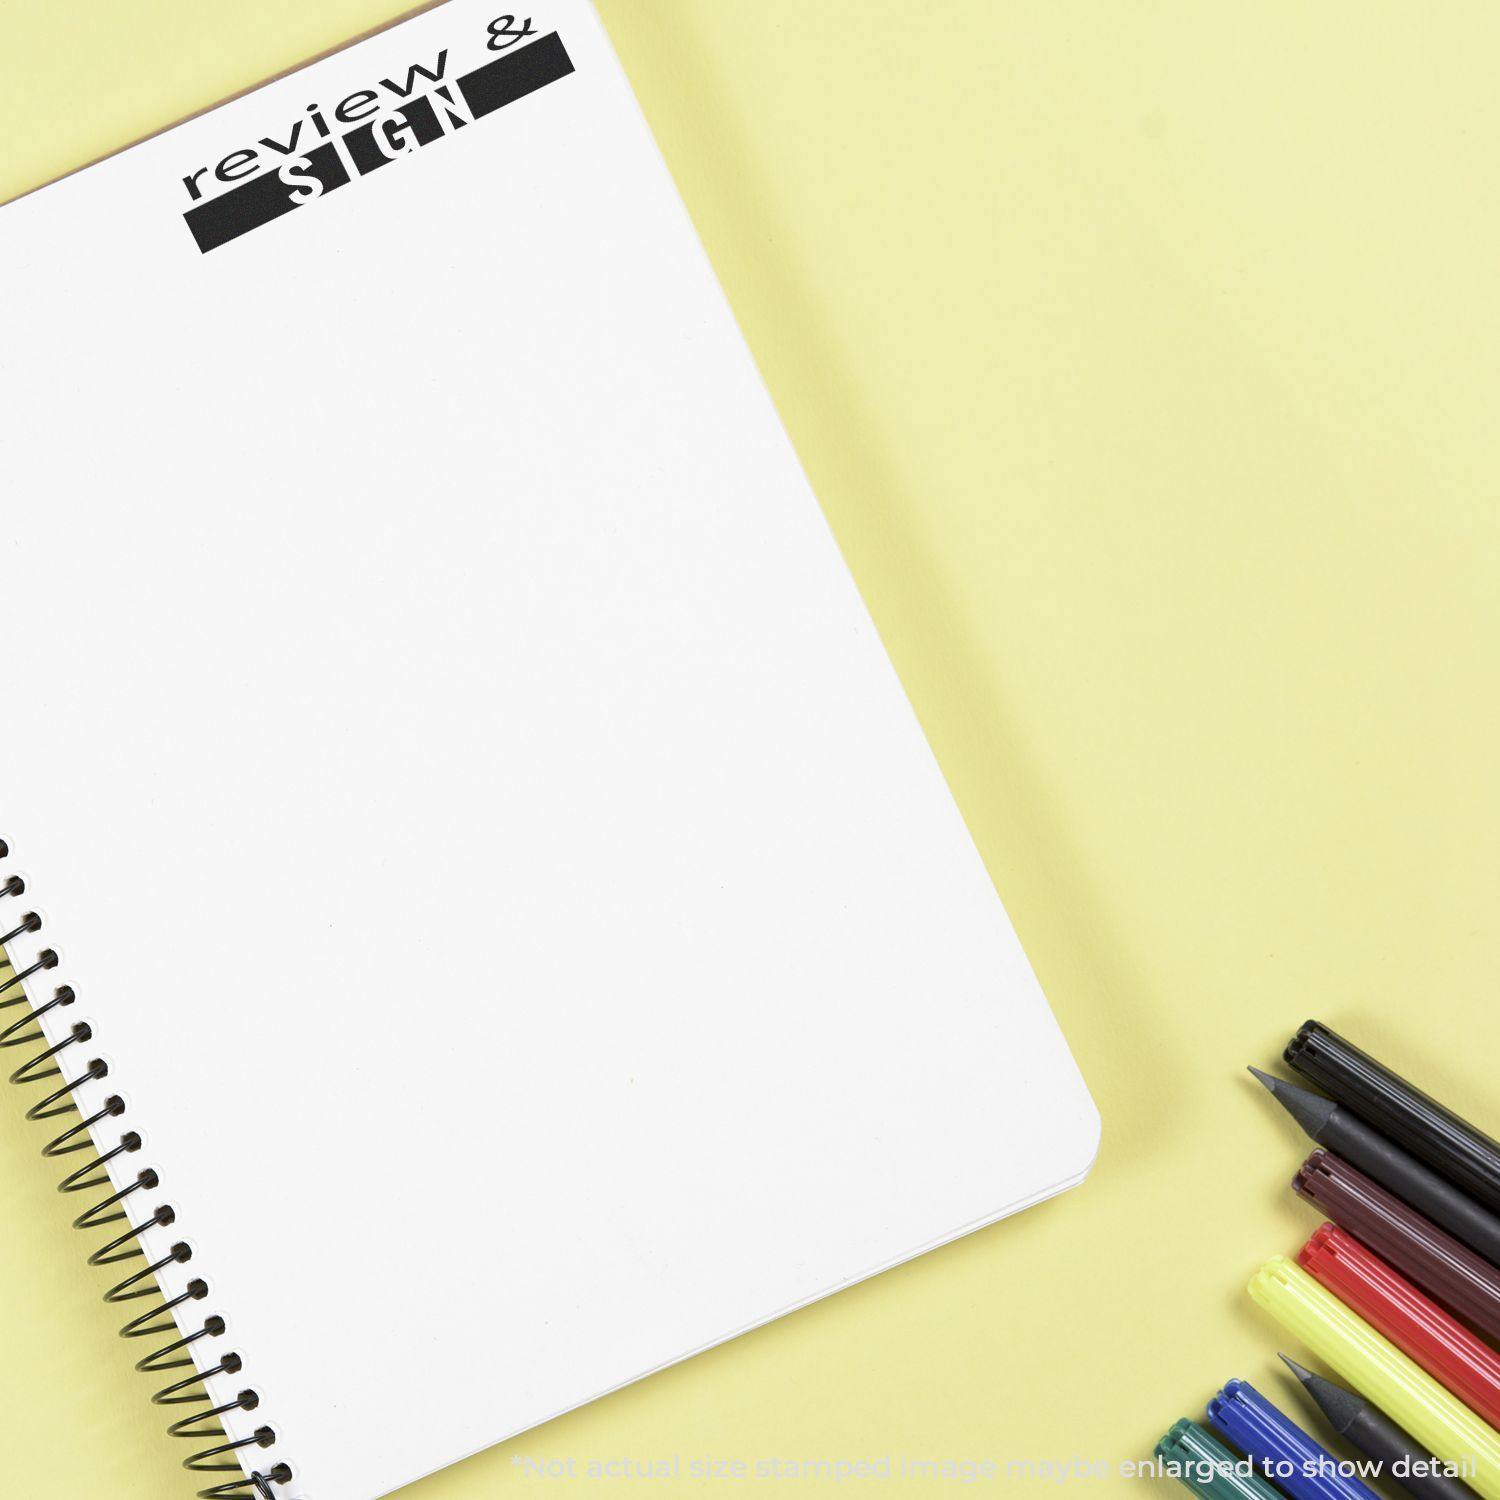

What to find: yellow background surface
left=2, top=3, right=1498, bottom=1497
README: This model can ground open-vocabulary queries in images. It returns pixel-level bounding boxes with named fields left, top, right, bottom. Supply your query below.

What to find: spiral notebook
left=0, top=3, right=1099, bottom=1497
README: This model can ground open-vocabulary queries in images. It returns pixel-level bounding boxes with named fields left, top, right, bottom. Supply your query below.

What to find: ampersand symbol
left=487, top=14, right=538, bottom=51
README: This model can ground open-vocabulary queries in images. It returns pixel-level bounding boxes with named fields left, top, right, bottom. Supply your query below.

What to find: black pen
left=1285, top=1023, right=1500, bottom=1215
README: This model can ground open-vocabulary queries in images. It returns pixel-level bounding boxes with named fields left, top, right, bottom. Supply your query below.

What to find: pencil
left=1281, top=1355, right=1480, bottom=1500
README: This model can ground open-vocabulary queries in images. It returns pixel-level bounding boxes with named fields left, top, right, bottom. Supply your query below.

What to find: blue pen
left=1209, top=1378, right=1383, bottom=1500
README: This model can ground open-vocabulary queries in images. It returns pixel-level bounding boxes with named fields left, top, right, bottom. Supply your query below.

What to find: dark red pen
left=1294, top=1149, right=1500, bottom=1343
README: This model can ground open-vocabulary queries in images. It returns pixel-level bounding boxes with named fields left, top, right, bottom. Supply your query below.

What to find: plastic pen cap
left=1156, top=1418, right=1286, bottom=1500
left=1294, top=1150, right=1500, bottom=1342
left=1209, top=1376, right=1381, bottom=1500
left=1301, top=1223, right=1500, bottom=1430
left=1286, top=1022, right=1500, bottom=1214
left=1248, top=1255, right=1500, bottom=1500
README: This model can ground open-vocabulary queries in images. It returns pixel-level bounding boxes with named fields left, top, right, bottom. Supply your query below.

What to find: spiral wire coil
left=0, top=839, right=294, bottom=1498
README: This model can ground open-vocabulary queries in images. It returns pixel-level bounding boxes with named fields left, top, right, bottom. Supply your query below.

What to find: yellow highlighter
left=1249, top=1255, right=1500, bottom=1500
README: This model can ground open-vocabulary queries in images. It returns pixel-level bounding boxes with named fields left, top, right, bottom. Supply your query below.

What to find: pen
left=1286, top=1023, right=1500, bottom=1215
left=1294, top=1151, right=1500, bottom=1342
left=1156, top=1418, right=1286, bottom=1500
left=1209, top=1376, right=1381, bottom=1500
left=1248, top=1256, right=1500, bottom=1499
left=1301, top=1224, right=1500, bottom=1429
left=1251, top=1067, right=1500, bottom=1266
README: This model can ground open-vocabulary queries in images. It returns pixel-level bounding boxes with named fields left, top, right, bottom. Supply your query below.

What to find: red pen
left=1300, top=1222, right=1500, bottom=1429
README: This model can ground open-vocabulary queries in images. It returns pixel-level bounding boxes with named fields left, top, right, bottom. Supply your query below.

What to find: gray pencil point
left=1248, top=1065, right=1337, bottom=1138
left=1279, top=1355, right=1362, bottom=1433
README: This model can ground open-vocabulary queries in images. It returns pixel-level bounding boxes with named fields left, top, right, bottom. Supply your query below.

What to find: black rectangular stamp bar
left=341, top=93, right=451, bottom=179
left=183, top=33, right=575, bottom=255
left=458, top=30, right=575, bottom=119
left=185, top=142, right=349, bottom=254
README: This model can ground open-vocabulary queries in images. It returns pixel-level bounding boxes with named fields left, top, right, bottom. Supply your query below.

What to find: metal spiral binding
left=0, top=839, right=295, bottom=1499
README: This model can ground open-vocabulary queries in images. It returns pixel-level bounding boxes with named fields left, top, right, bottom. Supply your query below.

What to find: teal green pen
left=1156, top=1418, right=1286, bottom=1500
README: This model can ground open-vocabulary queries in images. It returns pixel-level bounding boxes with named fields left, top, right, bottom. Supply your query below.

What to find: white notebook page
left=0, top=4, right=1098, bottom=1497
